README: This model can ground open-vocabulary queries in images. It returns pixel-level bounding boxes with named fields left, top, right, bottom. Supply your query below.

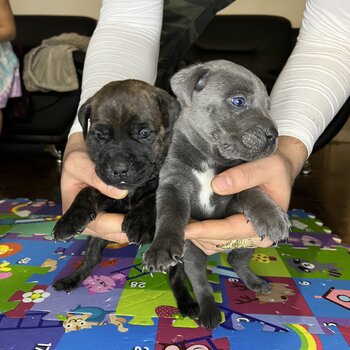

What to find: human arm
left=68, top=0, right=163, bottom=135
left=269, top=0, right=350, bottom=156
left=0, top=0, right=16, bottom=42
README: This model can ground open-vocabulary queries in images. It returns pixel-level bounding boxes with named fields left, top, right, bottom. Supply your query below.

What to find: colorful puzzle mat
left=0, top=198, right=349, bottom=349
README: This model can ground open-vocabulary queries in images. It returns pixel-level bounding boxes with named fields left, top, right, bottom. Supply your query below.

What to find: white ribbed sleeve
left=69, top=0, right=163, bottom=135
left=269, top=0, right=350, bottom=156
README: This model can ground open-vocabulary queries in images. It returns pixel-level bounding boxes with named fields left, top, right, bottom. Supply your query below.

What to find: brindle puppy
left=53, top=79, right=179, bottom=292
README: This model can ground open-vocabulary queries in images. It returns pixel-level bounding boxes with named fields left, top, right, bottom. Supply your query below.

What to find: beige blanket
left=23, top=33, right=90, bottom=92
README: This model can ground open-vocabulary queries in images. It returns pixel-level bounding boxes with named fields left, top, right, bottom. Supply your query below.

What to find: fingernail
left=212, top=175, right=232, bottom=194
left=110, top=187, right=128, bottom=199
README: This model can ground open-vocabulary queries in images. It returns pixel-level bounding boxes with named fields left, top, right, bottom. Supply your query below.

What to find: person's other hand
left=185, top=136, right=308, bottom=255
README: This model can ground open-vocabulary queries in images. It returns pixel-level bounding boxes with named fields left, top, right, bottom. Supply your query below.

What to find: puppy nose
left=265, top=127, right=278, bottom=142
left=111, top=163, right=129, bottom=177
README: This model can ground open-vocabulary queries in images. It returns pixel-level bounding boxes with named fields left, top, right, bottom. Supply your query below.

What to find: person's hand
left=185, top=136, right=308, bottom=255
left=60, top=132, right=129, bottom=241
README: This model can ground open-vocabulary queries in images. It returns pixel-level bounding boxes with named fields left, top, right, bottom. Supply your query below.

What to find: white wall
left=10, top=0, right=102, bottom=19
left=219, top=0, right=306, bottom=28
left=10, top=0, right=306, bottom=28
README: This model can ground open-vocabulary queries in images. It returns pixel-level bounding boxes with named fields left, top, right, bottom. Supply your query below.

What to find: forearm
left=0, top=27, right=15, bottom=41
left=69, top=0, right=163, bottom=135
left=270, top=0, right=350, bottom=157
left=277, top=136, right=308, bottom=182
left=0, top=0, right=16, bottom=41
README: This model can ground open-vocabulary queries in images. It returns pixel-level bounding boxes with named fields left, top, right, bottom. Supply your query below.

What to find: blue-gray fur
left=143, top=60, right=290, bottom=329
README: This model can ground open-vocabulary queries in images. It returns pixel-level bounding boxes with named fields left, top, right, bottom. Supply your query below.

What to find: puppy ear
left=170, top=63, right=210, bottom=107
left=156, top=88, right=180, bottom=132
left=78, top=98, right=92, bottom=139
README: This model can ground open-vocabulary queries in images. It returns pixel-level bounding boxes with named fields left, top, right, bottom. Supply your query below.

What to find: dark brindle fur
left=52, top=79, right=179, bottom=292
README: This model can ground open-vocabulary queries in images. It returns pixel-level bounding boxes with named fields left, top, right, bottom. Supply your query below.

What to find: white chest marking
left=192, top=165, right=215, bottom=215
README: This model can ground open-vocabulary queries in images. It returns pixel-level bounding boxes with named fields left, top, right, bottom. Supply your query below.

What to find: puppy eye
left=94, top=131, right=107, bottom=141
left=231, top=96, right=246, bottom=107
left=138, top=128, right=151, bottom=139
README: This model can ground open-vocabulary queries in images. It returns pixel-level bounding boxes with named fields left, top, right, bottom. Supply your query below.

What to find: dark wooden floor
left=0, top=129, right=349, bottom=245
left=290, top=140, right=350, bottom=245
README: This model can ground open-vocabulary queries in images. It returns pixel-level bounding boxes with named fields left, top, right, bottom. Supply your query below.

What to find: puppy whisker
left=181, top=259, right=194, bottom=264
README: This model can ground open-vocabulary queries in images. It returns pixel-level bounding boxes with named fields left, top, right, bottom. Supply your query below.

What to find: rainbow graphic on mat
left=288, top=324, right=323, bottom=350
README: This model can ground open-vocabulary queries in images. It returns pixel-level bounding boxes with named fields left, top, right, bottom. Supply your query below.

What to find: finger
left=90, top=171, right=128, bottom=200
left=195, top=238, right=232, bottom=246
left=87, top=212, right=124, bottom=234
left=184, top=214, right=256, bottom=241
left=64, top=151, right=128, bottom=200
left=60, top=169, right=85, bottom=213
left=191, top=239, right=222, bottom=256
left=255, top=237, right=274, bottom=248
left=82, top=212, right=127, bottom=244
left=84, top=228, right=130, bottom=244
left=211, top=156, right=277, bottom=195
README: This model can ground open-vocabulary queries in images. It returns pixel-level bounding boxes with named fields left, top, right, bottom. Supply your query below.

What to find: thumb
left=65, top=149, right=128, bottom=200
left=89, top=171, right=128, bottom=200
left=211, top=159, right=268, bottom=195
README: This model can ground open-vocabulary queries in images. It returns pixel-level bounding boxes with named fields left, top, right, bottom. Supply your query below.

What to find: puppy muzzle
left=96, top=154, right=154, bottom=189
left=241, top=126, right=278, bottom=149
left=216, top=125, right=278, bottom=161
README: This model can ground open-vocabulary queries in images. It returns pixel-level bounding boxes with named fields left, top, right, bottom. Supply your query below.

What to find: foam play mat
left=0, top=198, right=349, bottom=350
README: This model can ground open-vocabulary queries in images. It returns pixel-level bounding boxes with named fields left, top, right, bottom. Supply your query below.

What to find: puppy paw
left=122, top=210, right=155, bottom=245
left=52, top=213, right=93, bottom=242
left=250, top=207, right=290, bottom=244
left=53, top=273, right=83, bottom=293
left=143, top=239, right=185, bottom=272
left=198, top=303, right=222, bottom=330
left=52, top=220, right=79, bottom=242
left=244, top=275, right=272, bottom=294
left=177, top=299, right=200, bottom=320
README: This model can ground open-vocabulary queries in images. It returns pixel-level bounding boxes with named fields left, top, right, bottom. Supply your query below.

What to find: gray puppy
left=143, top=60, right=290, bottom=329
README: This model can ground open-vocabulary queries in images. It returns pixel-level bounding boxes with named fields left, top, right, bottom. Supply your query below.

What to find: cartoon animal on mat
left=0, top=242, right=22, bottom=257
left=232, top=281, right=295, bottom=304
left=40, top=258, right=58, bottom=272
left=61, top=313, right=94, bottom=332
left=287, top=258, right=342, bottom=278
left=161, top=343, right=210, bottom=350
left=257, top=283, right=295, bottom=303
left=83, top=272, right=126, bottom=294
left=0, top=261, right=12, bottom=280
left=252, top=253, right=277, bottom=264
left=57, top=305, right=128, bottom=333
